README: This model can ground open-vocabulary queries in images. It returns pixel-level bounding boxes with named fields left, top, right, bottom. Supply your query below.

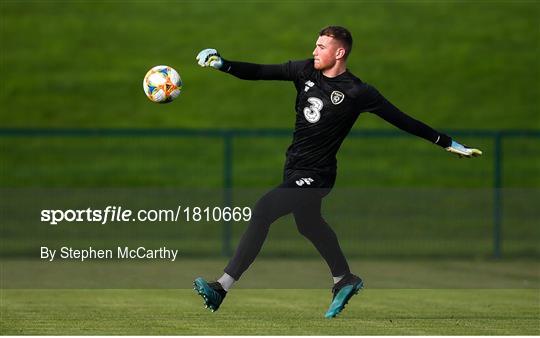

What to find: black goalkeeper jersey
left=220, top=58, right=451, bottom=174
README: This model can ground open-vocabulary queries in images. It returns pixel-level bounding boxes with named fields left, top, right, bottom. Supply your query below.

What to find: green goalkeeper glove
left=196, top=48, right=223, bottom=69
left=446, top=140, right=482, bottom=158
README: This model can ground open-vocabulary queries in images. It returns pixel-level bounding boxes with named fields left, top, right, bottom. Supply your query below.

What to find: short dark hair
left=319, top=26, right=353, bottom=58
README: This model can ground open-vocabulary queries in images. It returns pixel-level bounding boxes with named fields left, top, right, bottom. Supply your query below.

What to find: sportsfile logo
left=295, top=177, right=314, bottom=186
left=40, top=205, right=252, bottom=225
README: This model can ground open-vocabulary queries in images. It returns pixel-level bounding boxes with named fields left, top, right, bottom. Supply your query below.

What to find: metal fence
left=1, top=128, right=539, bottom=258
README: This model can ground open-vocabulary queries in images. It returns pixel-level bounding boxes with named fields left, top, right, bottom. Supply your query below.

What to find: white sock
left=217, top=273, right=236, bottom=291
left=333, top=275, right=345, bottom=285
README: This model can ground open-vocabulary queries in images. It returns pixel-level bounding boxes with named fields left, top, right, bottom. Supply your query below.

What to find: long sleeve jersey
left=219, top=58, right=451, bottom=174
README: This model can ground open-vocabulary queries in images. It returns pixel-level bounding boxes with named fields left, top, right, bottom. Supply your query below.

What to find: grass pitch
left=2, top=259, right=539, bottom=334
left=1, top=289, right=538, bottom=335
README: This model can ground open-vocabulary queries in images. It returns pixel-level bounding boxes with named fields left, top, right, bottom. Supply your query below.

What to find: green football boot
left=325, top=273, right=364, bottom=318
left=193, top=277, right=227, bottom=312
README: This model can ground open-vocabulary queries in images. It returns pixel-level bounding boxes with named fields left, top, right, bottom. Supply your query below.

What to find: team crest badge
left=331, top=91, right=345, bottom=105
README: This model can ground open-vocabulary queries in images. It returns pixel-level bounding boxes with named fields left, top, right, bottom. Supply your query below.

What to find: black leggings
left=224, top=170, right=350, bottom=280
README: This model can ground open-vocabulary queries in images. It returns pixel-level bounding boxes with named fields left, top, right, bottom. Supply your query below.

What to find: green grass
left=1, top=2, right=538, bottom=188
left=1, top=2, right=538, bottom=129
left=1, top=1, right=538, bottom=190
left=0, top=3, right=538, bottom=261
left=3, top=258, right=539, bottom=289
left=2, top=259, right=538, bottom=334
left=1, top=4, right=538, bottom=333
left=1, top=289, right=538, bottom=335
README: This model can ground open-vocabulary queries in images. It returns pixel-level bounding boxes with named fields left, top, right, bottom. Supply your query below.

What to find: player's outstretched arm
left=196, top=48, right=305, bottom=81
left=362, top=85, right=482, bottom=159
left=445, top=140, right=482, bottom=158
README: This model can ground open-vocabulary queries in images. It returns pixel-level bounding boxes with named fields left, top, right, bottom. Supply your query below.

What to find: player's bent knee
left=294, top=213, right=336, bottom=239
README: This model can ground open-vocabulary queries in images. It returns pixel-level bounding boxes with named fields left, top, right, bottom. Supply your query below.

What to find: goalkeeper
left=193, top=26, right=482, bottom=318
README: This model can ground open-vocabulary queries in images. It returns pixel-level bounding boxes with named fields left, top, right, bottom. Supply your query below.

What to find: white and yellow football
left=142, top=65, right=182, bottom=103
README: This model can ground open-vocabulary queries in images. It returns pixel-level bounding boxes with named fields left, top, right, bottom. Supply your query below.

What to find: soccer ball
left=143, top=65, right=182, bottom=103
